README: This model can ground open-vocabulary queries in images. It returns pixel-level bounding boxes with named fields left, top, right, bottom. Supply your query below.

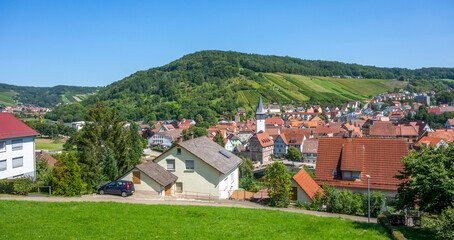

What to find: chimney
left=177, top=137, right=182, bottom=143
left=348, top=129, right=354, bottom=139
left=189, top=132, right=194, bottom=140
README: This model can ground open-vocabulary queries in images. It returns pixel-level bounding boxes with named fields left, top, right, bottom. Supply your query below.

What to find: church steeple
left=255, top=96, right=266, bottom=133
left=256, top=96, right=266, bottom=115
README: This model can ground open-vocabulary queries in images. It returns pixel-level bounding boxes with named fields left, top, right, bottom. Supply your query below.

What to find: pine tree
left=52, top=151, right=83, bottom=196
left=128, top=122, right=143, bottom=168
left=214, top=130, right=225, bottom=147
left=102, top=147, right=118, bottom=181
left=70, top=100, right=131, bottom=190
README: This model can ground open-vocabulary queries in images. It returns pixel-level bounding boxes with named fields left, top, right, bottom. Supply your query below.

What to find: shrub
left=0, top=179, right=14, bottom=194
left=432, top=207, right=454, bottom=240
left=377, top=214, right=407, bottom=240
left=363, top=191, right=385, bottom=217
left=0, top=178, right=33, bottom=195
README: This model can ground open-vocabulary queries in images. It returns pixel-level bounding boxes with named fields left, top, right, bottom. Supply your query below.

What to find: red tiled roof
left=395, top=125, right=418, bottom=136
left=428, top=108, right=441, bottom=115
left=369, top=121, right=396, bottom=137
left=428, top=129, right=454, bottom=143
left=0, top=113, right=39, bottom=140
left=415, top=136, right=444, bottom=147
left=255, top=133, right=274, bottom=147
left=265, top=116, right=284, bottom=126
left=280, top=131, right=307, bottom=145
left=448, top=119, right=454, bottom=126
left=293, top=169, right=324, bottom=200
left=315, top=138, right=408, bottom=191
left=35, top=151, right=57, bottom=167
left=340, top=142, right=364, bottom=172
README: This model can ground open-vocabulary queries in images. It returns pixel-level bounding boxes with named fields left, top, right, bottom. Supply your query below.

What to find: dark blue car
left=98, top=180, right=135, bottom=197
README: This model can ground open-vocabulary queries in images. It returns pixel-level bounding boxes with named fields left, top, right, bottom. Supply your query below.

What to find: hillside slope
left=0, top=84, right=100, bottom=107
left=46, top=50, right=454, bottom=122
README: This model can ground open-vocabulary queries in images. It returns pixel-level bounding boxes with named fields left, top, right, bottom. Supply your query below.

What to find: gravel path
left=0, top=194, right=377, bottom=223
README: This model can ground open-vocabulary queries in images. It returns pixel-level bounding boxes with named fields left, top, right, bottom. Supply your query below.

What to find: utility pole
left=366, top=175, right=371, bottom=223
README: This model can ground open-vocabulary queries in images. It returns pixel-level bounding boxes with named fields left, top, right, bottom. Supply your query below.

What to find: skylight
left=219, top=150, right=231, bottom=158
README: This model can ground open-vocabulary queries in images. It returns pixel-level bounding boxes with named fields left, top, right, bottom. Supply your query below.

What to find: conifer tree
left=128, top=122, right=143, bottom=167
left=214, top=130, right=225, bottom=147
left=102, top=147, right=118, bottom=181
left=52, top=151, right=83, bottom=196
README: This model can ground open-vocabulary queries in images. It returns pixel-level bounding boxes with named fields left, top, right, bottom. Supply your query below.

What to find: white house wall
left=154, top=147, right=221, bottom=197
left=0, top=137, right=35, bottom=180
left=291, top=180, right=312, bottom=204
left=218, top=167, right=239, bottom=199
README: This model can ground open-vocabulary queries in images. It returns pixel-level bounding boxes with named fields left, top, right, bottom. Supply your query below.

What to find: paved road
left=0, top=193, right=377, bottom=223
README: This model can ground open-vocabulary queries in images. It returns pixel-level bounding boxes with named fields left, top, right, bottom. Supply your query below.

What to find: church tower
left=255, top=96, right=266, bottom=133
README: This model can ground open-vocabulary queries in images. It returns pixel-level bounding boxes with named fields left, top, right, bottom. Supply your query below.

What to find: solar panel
left=219, top=150, right=231, bottom=158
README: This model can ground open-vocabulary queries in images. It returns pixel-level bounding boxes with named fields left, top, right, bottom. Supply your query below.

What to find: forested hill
left=0, top=83, right=100, bottom=107
left=45, top=50, right=454, bottom=123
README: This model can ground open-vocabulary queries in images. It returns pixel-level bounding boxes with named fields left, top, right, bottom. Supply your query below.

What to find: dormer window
left=342, top=171, right=361, bottom=180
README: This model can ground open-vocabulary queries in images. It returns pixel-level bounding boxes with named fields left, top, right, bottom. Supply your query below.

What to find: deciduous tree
left=264, top=161, right=292, bottom=207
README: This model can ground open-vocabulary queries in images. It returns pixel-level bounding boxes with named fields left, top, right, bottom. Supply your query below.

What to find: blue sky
left=1, top=0, right=453, bottom=87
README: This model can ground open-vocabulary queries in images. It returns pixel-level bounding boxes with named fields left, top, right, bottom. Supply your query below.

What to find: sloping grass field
left=237, top=73, right=403, bottom=107
left=0, top=90, right=17, bottom=106
left=0, top=200, right=391, bottom=240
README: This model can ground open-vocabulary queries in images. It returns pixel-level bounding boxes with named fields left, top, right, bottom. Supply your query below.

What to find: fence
left=228, top=190, right=255, bottom=201
left=175, top=191, right=215, bottom=201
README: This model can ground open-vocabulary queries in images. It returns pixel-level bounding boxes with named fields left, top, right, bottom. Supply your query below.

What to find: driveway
left=0, top=193, right=377, bottom=223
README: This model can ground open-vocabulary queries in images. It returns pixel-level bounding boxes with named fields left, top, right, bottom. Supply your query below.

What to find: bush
left=363, top=191, right=386, bottom=217
left=377, top=214, right=407, bottom=240
left=432, top=207, right=454, bottom=240
left=0, top=178, right=33, bottom=195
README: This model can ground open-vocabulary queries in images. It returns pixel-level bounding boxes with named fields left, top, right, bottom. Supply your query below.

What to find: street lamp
left=366, top=175, right=371, bottom=223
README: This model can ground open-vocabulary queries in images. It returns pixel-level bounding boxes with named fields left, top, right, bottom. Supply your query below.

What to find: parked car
left=98, top=180, right=135, bottom=197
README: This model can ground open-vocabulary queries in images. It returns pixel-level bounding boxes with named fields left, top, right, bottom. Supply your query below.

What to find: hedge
left=377, top=214, right=407, bottom=240
left=0, top=178, right=33, bottom=195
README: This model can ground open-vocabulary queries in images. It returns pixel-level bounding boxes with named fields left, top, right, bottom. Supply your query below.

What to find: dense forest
left=45, top=50, right=454, bottom=122
left=0, top=83, right=100, bottom=107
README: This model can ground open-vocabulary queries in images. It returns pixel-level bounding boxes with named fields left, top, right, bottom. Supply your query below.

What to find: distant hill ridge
left=45, top=50, right=454, bottom=122
left=0, top=83, right=100, bottom=107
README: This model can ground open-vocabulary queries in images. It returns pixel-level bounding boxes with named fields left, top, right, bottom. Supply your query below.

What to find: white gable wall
left=154, top=147, right=221, bottom=197
left=290, top=180, right=312, bottom=204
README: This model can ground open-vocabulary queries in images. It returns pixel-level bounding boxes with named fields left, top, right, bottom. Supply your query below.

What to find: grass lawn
left=394, top=225, right=435, bottom=240
left=0, top=200, right=391, bottom=240
left=35, top=142, right=63, bottom=151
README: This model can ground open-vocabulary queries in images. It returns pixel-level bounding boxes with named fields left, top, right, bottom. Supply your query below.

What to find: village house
left=314, top=138, right=408, bottom=198
left=290, top=168, right=323, bottom=203
left=0, top=113, right=39, bottom=180
left=445, top=119, right=454, bottom=129
left=122, top=136, right=242, bottom=199
left=239, top=132, right=274, bottom=164
left=273, top=130, right=307, bottom=159
left=148, top=129, right=183, bottom=148
left=301, top=139, right=319, bottom=164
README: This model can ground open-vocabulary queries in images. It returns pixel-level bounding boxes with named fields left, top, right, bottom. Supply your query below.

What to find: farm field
left=0, top=90, right=17, bottom=106
left=35, top=137, right=65, bottom=151
left=0, top=200, right=391, bottom=240
left=237, top=73, right=401, bottom=108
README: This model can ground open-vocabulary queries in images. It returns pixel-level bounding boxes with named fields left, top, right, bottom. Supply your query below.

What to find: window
left=12, top=157, right=23, bottom=168
left=230, top=173, right=234, bottom=184
left=12, top=139, right=23, bottom=151
left=166, top=159, right=175, bottom=170
left=0, top=141, right=5, bottom=152
left=185, top=160, right=194, bottom=170
left=0, top=159, right=6, bottom=171
left=177, top=148, right=181, bottom=155
left=176, top=182, right=183, bottom=193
